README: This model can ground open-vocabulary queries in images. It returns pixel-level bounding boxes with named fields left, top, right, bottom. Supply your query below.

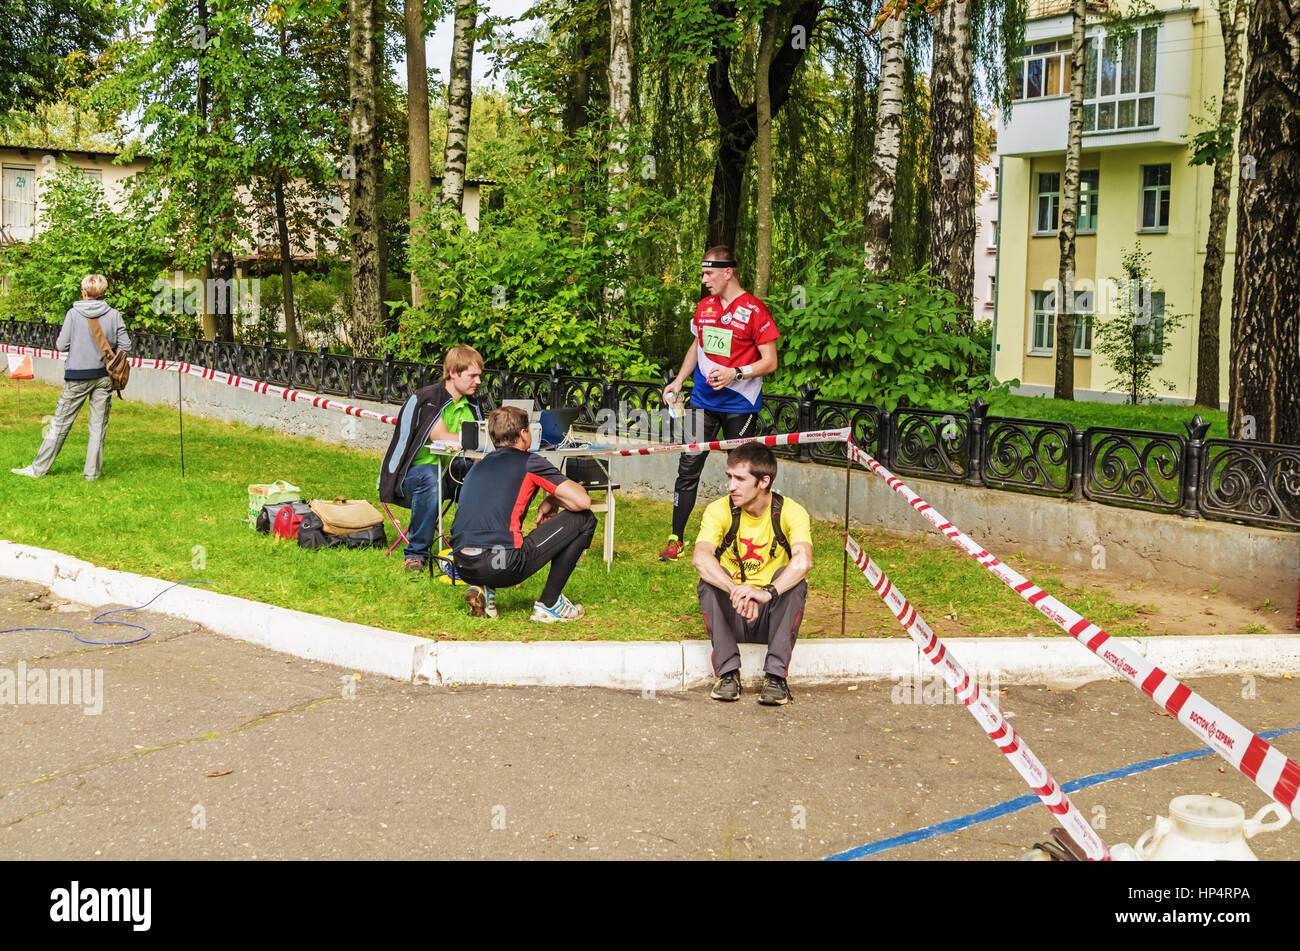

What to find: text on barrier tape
left=846, top=439, right=1300, bottom=818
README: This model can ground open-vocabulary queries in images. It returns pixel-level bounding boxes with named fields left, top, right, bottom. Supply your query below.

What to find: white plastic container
left=1134, top=795, right=1290, bottom=861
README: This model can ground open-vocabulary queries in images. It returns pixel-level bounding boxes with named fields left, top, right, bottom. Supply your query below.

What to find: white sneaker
left=530, top=594, right=585, bottom=623
left=10, top=466, right=38, bottom=478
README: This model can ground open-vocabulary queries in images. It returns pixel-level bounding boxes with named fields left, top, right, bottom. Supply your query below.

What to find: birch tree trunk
left=753, top=3, right=778, bottom=297
left=1052, top=0, right=1086, bottom=401
left=1229, top=0, right=1300, bottom=445
left=927, top=0, right=975, bottom=333
left=406, top=0, right=430, bottom=306
left=608, top=0, right=633, bottom=196
left=440, top=0, right=477, bottom=211
left=1194, top=0, right=1245, bottom=409
left=863, top=10, right=904, bottom=275
left=348, top=0, right=381, bottom=355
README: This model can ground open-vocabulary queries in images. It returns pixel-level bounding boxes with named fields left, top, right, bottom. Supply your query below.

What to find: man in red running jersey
left=658, top=246, right=779, bottom=561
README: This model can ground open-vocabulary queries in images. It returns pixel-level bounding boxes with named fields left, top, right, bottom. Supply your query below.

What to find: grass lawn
left=0, top=376, right=1162, bottom=640
left=982, top=392, right=1230, bottom=438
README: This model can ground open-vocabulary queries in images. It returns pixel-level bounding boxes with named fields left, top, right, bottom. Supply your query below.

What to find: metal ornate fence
left=5, top=318, right=1299, bottom=532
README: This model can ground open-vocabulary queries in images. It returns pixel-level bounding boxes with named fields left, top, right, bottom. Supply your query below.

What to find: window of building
left=1078, top=170, right=1100, bottom=232
left=2, top=165, right=37, bottom=229
left=1013, top=40, right=1073, bottom=101
left=75, top=167, right=103, bottom=184
left=988, top=275, right=997, bottom=303
left=1082, top=26, right=1158, bottom=132
left=989, top=218, right=998, bottom=248
left=1134, top=288, right=1166, bottom=361
left=1030, top=289, right=1093, bottom=356
left=1140, top=164, right=1170, bottom=230
left=1036, top=172, right=1060, bottom=234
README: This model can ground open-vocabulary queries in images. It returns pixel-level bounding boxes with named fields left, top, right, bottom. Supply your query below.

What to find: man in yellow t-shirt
left=692, top=443, right=813, bottom=705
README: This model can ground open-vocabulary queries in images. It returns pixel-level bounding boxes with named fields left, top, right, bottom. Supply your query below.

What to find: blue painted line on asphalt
left=824, top=725, right=1300, bottom=861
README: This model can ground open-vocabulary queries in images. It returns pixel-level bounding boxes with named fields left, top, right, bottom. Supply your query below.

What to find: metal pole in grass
left=178, top=363, right=185, bottom=478
left=841, top=447, right=851, bottom=638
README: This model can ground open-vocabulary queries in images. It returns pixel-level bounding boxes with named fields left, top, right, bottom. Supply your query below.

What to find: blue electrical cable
left=0, top=580, right=218, bottom=646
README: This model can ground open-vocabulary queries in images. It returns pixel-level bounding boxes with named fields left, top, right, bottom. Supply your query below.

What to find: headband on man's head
left=701, top=259, right=737, bottom=270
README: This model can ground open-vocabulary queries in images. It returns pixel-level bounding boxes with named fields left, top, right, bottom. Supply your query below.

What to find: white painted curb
left=0, top=540, right=430, bottom=682
left=4, top=540, right=1299, bottom=690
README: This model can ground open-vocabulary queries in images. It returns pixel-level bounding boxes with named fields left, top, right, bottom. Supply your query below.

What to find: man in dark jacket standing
left=11, top=274, right=130, bottom=481
left=378, top=344, right=486, bottom=571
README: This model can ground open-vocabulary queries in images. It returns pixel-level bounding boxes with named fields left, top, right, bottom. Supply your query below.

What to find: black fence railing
left=6, top=319, right=1299, bottom=532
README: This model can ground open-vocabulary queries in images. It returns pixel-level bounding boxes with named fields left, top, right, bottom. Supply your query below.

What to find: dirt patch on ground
left=1041, top=564, right=1294, bottom=637
left=799, top=557, right=1295, bottom=639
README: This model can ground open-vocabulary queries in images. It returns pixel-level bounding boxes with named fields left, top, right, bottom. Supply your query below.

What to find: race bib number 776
left=701, top=325, right=733, bottom=357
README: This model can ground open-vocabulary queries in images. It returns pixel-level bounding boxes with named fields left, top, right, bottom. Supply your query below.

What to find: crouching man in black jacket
left=452, top=406, right=596, bottom=623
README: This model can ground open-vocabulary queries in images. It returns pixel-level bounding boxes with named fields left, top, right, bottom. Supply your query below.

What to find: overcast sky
left=405, top=0, right=541, bottom=90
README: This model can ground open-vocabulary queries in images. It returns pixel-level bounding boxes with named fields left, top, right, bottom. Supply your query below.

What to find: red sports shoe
left=658, top=537, right=683, bottom=561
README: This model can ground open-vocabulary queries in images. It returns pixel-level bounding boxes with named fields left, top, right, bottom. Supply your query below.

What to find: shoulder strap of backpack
left=768, top=492, right=792, bottom=560
left=714, top=502, right=743, bottom=562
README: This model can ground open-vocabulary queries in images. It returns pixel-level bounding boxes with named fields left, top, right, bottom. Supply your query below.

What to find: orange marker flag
left=6, top=353, right=33, bottom=380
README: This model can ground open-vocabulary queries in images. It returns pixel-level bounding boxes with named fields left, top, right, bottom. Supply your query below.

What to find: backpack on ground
left=297, top=498, right=387, bottom=550
left=713, top=492, right=792, bottom=583
left=83, top=316, right=130, bottom=397
left=257, top=500, right=313, bottom=539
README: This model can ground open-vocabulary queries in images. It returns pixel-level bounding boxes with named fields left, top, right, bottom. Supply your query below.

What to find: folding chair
left=563, top=456, right=619, bottom=572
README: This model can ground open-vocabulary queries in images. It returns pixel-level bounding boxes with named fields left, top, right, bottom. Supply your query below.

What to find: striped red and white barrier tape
left=845, top=533, right=1109, bottom=859
left=2, top=344, right=396, bottom=426
left=3, top=344, right=850, bottom=453
left=846, top=440, right=1300, bottom=818
left=585, top=427, right=849, bottom=457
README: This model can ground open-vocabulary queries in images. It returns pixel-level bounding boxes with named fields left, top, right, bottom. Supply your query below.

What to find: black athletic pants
left=671, top=408, right=760, bottom=539
left=453, top=509, right=597, bottom=606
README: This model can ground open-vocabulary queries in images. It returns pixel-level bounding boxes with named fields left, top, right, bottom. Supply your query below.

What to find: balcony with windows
left=998, top=10, right=1194, bottom=157
left=1027, top=0, right=1111, bottom=19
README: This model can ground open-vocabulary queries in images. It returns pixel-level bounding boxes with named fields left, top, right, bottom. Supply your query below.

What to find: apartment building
left=993, top=0, right=1237, bottom=404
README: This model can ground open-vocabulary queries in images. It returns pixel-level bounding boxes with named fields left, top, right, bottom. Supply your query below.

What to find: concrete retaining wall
left=27, top=356, right=1299, bottom=611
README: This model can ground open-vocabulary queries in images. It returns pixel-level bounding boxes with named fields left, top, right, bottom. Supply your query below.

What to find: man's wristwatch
left=734, top=366, right=745, bottom=381
left=762, top=583, right=779, bottom=599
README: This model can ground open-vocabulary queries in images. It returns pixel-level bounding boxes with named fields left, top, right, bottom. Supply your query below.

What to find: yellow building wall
left=994, top=157, right=1031, bottom=384
left=1022, top=156, right=1098, bottom=390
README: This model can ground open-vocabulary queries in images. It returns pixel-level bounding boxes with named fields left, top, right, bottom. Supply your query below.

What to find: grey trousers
left=30, top=377, right=113, bottom=479
left=698, top=574, right=807, bottom=678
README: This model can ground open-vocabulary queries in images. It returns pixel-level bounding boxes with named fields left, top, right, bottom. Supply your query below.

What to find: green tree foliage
left=394, top=123, right=681, bottom=378
left=768, top=219, right=1008, bottom=409
left=1, top=99, right=126, bottom=150
left=94, top=1, right=346, bottom=288
left=0, top=165, right=173, bottom=332
left=0, top=0, right=116, bottom=121
left=1094, top=245, right=1187, bottom=405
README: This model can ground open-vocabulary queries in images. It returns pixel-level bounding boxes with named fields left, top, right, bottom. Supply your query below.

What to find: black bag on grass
left=297, top=512, right=387, bottom=550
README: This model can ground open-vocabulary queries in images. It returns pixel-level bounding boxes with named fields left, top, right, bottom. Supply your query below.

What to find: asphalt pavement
left=4, top=576, right=1300, bottom=862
